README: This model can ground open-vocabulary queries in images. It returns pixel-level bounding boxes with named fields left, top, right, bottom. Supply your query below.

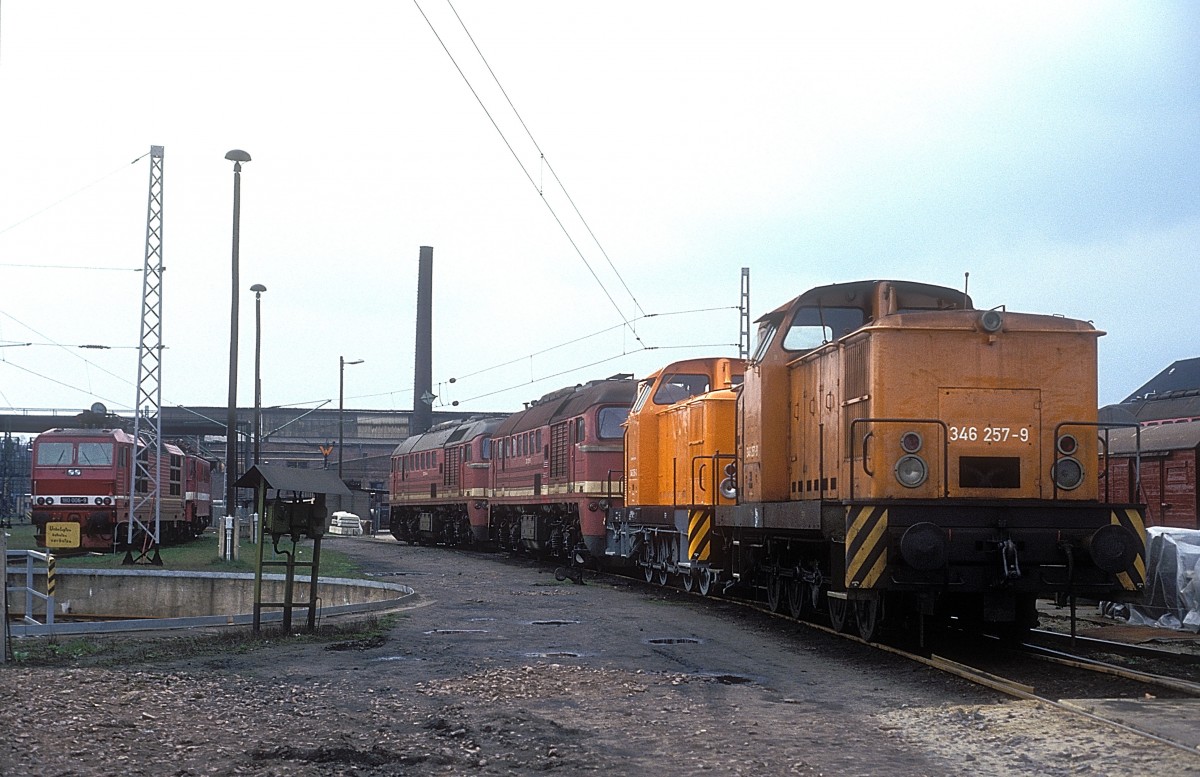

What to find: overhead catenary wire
left=0, top=151, right=150, bottom=238
left=412, top=0, right=645, bottom=346
left=444, top=0, right=646, bottom=320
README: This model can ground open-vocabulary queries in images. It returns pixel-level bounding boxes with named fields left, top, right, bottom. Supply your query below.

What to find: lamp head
left=250, top=283, right=267, bottom=293
left=225, top=149, right=251, bottom=163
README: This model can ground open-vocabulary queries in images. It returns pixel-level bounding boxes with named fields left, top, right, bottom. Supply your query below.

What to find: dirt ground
left=3, top=536, right=1198, bottom=776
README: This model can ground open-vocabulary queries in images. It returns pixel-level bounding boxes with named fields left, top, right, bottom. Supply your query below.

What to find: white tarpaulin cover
left=1126, top=526, right=1200, bottom=631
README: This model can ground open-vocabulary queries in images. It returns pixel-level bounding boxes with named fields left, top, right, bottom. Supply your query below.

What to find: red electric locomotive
left=30, top=427, right=213, bottom=552
left=389, top=416, right=505, bottom=546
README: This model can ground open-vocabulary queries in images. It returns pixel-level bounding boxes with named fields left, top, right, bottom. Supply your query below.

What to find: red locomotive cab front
left=30, top=429, right=128, bottom=551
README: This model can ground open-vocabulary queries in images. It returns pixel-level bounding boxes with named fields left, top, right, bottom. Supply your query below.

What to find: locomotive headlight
left=36, top=497, right=45, bottom=506
left=720, top=460, right=738, bottom=499
left=900, top=431, right=923, bottom=454
left=1057, top=434, right=1078, bottom=456
left=979, top=310, right=1003, bottom=333
left=46, top=497, right=54, bottom=505
left=1052, top=457, right=1084, bottom=490
left=894, top=455, right=928, bottom=488
left=94, top=497, right=104, bottom=505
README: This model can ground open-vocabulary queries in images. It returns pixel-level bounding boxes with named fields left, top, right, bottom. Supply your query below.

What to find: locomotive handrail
left=605, top=469, right=625, bottom=501
left=849, top=417, right=949, bottom=499
left=1053, top=420, right=1141, bottom=503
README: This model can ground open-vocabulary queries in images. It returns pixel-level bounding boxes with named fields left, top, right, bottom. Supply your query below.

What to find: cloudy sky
left=0, top=1, right=1196, bottom=421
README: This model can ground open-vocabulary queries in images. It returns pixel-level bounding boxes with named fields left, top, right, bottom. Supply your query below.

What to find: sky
left=0, top=1, right=1197, bottom=422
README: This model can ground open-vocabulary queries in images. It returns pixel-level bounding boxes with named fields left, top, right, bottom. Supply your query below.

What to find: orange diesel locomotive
left=607, top=279, right=1146, bottom=640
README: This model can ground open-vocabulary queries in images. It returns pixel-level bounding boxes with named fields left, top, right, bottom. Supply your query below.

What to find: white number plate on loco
left=948, top=425, right=1031, bottom=443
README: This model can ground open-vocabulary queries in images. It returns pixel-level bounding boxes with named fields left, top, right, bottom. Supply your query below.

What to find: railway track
left=612, top=562, right=1200, bottom=755
left=469, top=547, right=1200, bottom=755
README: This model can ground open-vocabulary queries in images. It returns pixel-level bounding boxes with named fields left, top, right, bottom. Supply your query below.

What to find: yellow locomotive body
left=610, top=279, right=1147, bottom=637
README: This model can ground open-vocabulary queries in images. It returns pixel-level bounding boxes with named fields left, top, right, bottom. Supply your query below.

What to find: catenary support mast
left=739, top=267, right=751, bottom=360
left=125, top=145, right=165, bottom=565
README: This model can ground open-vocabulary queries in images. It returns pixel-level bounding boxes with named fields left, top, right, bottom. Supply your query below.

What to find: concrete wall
left=6, top=568, right=413, bottom=621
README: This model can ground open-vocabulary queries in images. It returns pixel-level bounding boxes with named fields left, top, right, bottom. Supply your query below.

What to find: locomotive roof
left=494, top=376, right=638, bottom=436
left=391, top=416, right=505, bottom=456
left=757, top=279, right=971, bottom=323
left=37, top=427, right=135, bottom=442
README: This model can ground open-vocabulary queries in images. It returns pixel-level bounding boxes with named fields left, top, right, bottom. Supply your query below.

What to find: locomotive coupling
left=998, top=538, right=1022, bottom=580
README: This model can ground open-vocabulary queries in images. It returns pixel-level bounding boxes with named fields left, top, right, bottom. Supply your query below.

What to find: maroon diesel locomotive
left=388, top=375, right=636, bottom=561
left=389, top=416, right=504, bottom=546
left=30, top=427, right=213, bottom=552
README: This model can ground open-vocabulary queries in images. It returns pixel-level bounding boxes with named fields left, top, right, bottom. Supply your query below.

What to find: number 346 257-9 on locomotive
left=607, top=278, right=1146, bottom=641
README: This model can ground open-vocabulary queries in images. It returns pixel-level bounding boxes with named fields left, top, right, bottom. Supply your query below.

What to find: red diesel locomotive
left=388, top=375, right=637, bottom=560
left=30, top=427, right=213, bottom=552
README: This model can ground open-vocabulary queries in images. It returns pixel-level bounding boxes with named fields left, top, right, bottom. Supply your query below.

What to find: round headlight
left=1057, top=434, right=1078, bottom=456
left=95, top=497, right=103, bottom=505
left=900, top=431, right=923, bottom=454
left=36, top=496, right=45, bottom=506
left=894, top=455, right=928, bottom=488
left=980, top=310, right=1003, bottom=333
left=1052, top=457, right=1084, bottom=490
left=46, top=497, right=54, bottom=505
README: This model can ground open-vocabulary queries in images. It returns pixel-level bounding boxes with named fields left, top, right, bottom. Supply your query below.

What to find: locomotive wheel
left=681, top=570, right=695, bottom=593
left=698, top=568, right=714, bottom=597
left=656, top=566, right=669, bottom=586
left=786, top=577, right=807, bottom=619
left=855, top=596, right=883, bottom=642
left=828, top=595, right=852, bottom=634
left=766, top=572, right=784, bottom=613
left=644, top=563, right=655, bottom=583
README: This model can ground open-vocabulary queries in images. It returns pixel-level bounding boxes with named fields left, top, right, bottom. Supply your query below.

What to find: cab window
left=781, top=306, right=864, bottom=351
left=653, top=373, right=709, bottom=405
left=598, top=407, right=629, bottom=439
left=36, top=442, right=74, bottom=466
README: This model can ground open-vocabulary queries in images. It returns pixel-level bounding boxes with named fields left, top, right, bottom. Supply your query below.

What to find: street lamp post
left=251, top=283, right=267, bottom=466
left=224, top=149, right=250, bottom=519
left=338, top=356, right=364, bottom=481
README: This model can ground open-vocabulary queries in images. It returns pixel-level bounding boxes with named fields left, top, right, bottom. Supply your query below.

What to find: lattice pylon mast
left=739, top=267, right=751, bottom=360
left=126, top=146, right=165, bottom=555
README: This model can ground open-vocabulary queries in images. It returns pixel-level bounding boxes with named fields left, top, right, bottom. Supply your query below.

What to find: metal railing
left=3, top=541, right=57, bottom=661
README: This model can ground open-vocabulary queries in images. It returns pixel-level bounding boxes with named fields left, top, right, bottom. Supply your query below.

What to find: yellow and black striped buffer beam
left=688, top=508, right=712, bottom=562
left=846, top=505, right=888, bottom=590
left=1111, top=507, right=1147, bottom=591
